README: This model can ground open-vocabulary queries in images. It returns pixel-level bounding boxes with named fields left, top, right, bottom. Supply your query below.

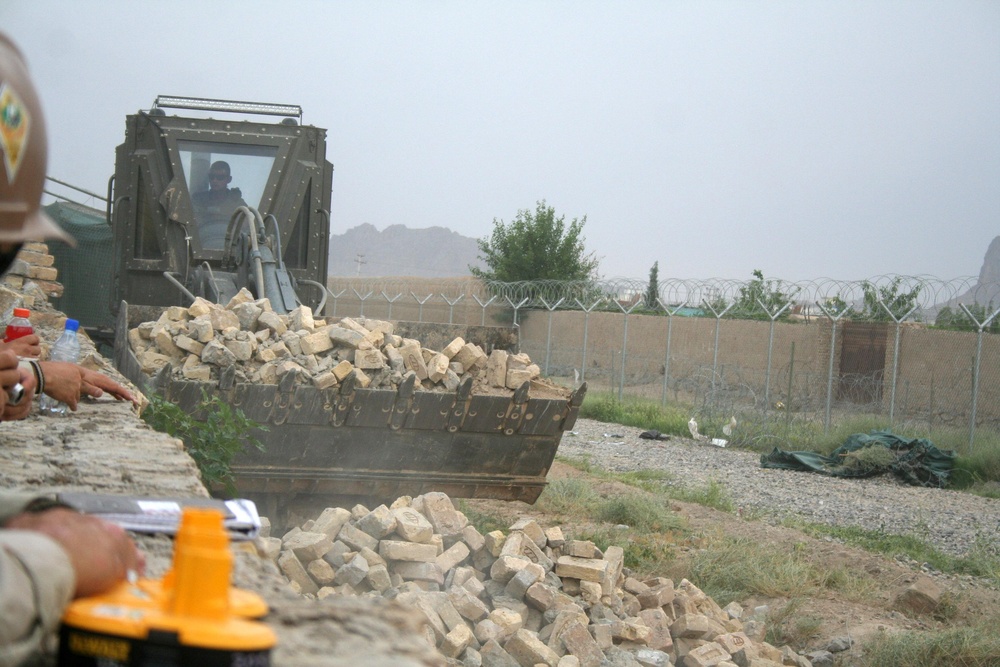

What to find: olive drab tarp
left=760, top=430, right=956, bottom=488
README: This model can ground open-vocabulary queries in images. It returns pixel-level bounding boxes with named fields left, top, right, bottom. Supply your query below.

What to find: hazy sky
left=5, top=1, right=998, bottom=281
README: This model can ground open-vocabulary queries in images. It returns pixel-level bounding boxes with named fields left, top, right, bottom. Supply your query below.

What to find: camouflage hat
left=0, top=33, right=74, bottom=246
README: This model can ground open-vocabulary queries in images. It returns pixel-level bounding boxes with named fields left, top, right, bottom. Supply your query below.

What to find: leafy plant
left=470, top=200, right=600, bottom=285
left=858, top=277, right=922, bottom=322
left=141, top=389, right=266, bottom=496
left=732, top=269, right=794, bottom=320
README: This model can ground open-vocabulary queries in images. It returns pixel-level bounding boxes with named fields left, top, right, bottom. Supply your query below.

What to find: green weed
left=141, top=389, right=266, bottom=496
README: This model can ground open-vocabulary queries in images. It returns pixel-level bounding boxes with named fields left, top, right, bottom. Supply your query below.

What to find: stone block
left=393, top=561, right=444, bottom=585
left=307, top=558, right=336, bottom=586
left=441, top=624, right=475, bottom=659
left=683, top=642, right=732, bottom=667
left=174, top=335, right=205, bottom=356
left=300, top=331, right=334, bottom=355
left=486, top=349, right=508, bottom=387
left=461, top=524, right=486, bottom=553
left=334, top=554, right=369, bottom=587
left=480, top=638, right=520, bottom=667
left=224, top=337, right=254, bottom=362
left=354, top=347, right=387, bottom=370
left=256, top=310, right=286, bottom=335
left=564, top=540, right=598, bottom=558
left=380, top=539, right=439, bottom=562
left=400, top=341, right=429, bottom=380
left=490, top=555, right=531, bottom=584
left=895, top=576, right=944, bottom=614
left=488, top=608, right=524, bottom=641
left=638, top=581, right=675, bottom=610
left=450, top=585, right=490, bottom=622
left=544, top=526, right=565, bottom=549
left=504, top=628, right=560, bottom=667
left=312, top=507, right=353, bottom=541
left=555, top=556, right=609, bottom=583
left=367, top=563, right=392, bottom=593
left=421, top=491, right=468, bottom=538
left=357, top=504, right=397, bottom=539
left=509, top=518, right=546, bottom=548
left=277, top=550, right=318, bottom=595
left=427, top=352, right=450, bottom=382
left=337, top=522, right=379, bottom=552
left=392, top=506, right=435, bottom=543
left=437, top=541, right=472, bottom=573
left=454, top=342, right=487, bottom=371
left=284, top=531, right=333, bottom=562
left=201, top=340, right=236, bottom=366
left=484, top=530, right=506, bottom=557
left=638, top=608, right=674, bottom=652
left=559, top=621, right=604, bottom=667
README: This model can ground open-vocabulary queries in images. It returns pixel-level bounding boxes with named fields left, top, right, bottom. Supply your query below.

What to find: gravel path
left=558, top=418, right=1000, bottom=558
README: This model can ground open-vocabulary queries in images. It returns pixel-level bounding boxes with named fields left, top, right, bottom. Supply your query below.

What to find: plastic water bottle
left=3, top=308, right=33, bottom=342
left=39, top=318, right=81, bottom=417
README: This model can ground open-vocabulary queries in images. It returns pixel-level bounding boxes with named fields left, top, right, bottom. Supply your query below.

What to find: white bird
left=722, top=416, right=737, bottom=437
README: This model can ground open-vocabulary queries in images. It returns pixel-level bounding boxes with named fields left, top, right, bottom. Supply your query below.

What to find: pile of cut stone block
left=261, top=492, right=818, bottom=667
left=127, top=289, right=564, bottom=396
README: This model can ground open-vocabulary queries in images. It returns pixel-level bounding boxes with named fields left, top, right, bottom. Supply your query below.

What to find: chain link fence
left=322, top=275, right=1000, bottom=451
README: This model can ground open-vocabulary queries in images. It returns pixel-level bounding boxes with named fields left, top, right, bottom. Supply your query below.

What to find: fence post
left=326, top=289, right=346, bottom=319
left=657, top=299, right=687, bottom=407
left=702, top=300, right=734, bottom=391
left=815, top=301, right=850, bottom=435
left=352, top=289, right=373, bottom=318
left=877, top=298, right=918, bottom=425
left=442, top=294, right=464, bottom=325
left=574, top=298, right=603, bottom=382
left=505, top=297, right=530, bottom=354
left=381, top=291, right=402, bottom=321
left=539, top=297, right=565, bottom=375
left=612, top=298, right=641, bottom=401
left=959, top=303, right=1000, bottom=449
left=758, top=293, right=797, bottom=408
left=410, top=292, right=432, bottom=323
left=473, top=294, right=497, bottom=327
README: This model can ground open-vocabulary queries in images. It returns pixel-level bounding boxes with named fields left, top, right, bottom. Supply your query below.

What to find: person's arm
left=36, top=362, right=138, bottom=409
left=0, top=529, right=75, bottom=665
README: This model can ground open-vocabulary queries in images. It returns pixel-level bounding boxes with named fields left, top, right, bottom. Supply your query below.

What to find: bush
left=141, top=389, right=266, bottom=496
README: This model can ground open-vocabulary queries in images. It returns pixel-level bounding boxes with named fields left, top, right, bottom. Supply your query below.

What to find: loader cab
left=110, top=96, right=332, bottom=313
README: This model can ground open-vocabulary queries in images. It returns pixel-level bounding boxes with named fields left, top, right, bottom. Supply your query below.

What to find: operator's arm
left=0, top=529, right=75, bottom=665
left=0, top=493, right=75, bottom=665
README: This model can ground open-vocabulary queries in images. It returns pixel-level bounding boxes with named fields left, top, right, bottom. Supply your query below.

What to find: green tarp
left=760, top=430, right=956, bottom=488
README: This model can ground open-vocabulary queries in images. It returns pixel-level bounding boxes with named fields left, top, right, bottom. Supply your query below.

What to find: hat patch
left=0, top=83, right=30, bottom=185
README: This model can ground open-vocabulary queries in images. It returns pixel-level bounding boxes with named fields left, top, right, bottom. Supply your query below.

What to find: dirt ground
left=464, top=460, right=1000, bottom=662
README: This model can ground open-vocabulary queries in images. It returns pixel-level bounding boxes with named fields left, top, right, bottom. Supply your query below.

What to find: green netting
left=44, top=201, right=115, bottom=330
left=760, top=430, right=956, bottom=488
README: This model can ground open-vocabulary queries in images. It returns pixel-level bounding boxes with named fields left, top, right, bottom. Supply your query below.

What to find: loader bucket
left=114, top=303, right=585, bottom=514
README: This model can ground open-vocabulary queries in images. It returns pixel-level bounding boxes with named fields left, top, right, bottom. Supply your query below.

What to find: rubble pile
left=261, top=492, right=822, bottom=667
left=127, top=289, right=566, bottom=396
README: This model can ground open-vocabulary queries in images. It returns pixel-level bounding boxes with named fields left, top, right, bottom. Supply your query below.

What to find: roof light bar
left=152, top=96, right=303, bottom=121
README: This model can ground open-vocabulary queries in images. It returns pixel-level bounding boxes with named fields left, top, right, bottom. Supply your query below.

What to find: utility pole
left=354, top=253, right=366, bottom=275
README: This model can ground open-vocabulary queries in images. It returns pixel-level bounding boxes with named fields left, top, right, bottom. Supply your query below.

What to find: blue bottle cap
left=65, top=319, right=80, bottom=332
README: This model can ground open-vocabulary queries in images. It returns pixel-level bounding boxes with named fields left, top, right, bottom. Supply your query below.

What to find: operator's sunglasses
left=209, top=173, right=228, bottom=181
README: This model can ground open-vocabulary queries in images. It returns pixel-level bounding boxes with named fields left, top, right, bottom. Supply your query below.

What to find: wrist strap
left=26, top=359, right=44, bottom=396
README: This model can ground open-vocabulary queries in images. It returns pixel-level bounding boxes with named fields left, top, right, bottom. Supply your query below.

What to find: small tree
left=733, top=270, right=792, bottom=320
left=644, top=261, right=660, bottom=311
left=470, top=200, right=600, bottom=283
left=858, top=278, right=922, bottom=322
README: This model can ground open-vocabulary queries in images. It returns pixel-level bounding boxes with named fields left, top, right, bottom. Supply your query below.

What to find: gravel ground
left=559, top=418, right=1000, bottom=559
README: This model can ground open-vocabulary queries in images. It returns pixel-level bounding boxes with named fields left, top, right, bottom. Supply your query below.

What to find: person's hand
left=38, top=361, right=138, bottom=410
left=1, top=362, right=34, bottom=421
left=0, top=334, right=42, bottom=359
left=5, top=508, right=145, bottom=598
left=0, top=349, right=21, bottom=414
